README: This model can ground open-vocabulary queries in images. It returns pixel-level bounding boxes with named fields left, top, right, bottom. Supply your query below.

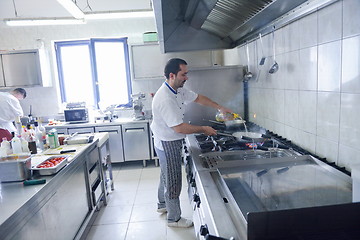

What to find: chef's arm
left=172, top=123, right=217, bottom=136
left=194, top=94, right=232, bottom=113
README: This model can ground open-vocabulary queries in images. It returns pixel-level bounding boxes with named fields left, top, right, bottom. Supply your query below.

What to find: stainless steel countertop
left=0, top=133, right=108, bottom=227
left=45, top=118, right=150, bottom=129
left=185, top=133, right=355, bottom=240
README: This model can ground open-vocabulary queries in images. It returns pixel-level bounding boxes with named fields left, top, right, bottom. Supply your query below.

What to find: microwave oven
left=64, top=108, right=89, bottom=123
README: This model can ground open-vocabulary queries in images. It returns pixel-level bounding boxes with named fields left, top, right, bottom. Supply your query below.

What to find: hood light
left=5, top=19, right=86, bottom=26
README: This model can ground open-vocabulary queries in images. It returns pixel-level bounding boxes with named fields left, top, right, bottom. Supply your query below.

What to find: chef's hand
left=218, top=106, right=233, bottom=114
left=203, top=126, right=217, bottom=136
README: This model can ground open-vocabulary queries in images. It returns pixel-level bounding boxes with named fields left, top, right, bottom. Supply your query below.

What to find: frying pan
left=217, top=131, right=263, bottom=141
left=232, top=131, right=263, bottom=141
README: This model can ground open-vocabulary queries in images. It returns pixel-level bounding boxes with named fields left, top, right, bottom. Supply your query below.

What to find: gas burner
left=195, top=128, right=293, bottom=154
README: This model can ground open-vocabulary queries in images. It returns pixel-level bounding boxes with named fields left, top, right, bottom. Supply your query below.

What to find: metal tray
left=0, top=154, right=32, bottom=182
left=32, top=155, right=69, bottom=175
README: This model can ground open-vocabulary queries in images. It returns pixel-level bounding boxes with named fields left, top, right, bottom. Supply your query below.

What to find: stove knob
left=193, top=194, right=200, bottom=202
left=200, top=224, right=209, bottom=236
left=193, top=194, right=201, bottom=208
left=190, top=178, right=196, bottom=187
left=184, top=147, right=189, bottom=154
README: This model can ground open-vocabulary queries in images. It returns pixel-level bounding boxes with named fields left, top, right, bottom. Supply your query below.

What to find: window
left=54, top=38, right=132, bottom=109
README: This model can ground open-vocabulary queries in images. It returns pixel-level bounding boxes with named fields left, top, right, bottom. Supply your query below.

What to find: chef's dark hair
left=164, top=58, right=187, bottom=79
left=13, top=88, right=27, bottom=99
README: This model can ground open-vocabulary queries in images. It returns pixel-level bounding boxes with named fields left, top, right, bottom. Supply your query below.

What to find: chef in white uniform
left=0, top=88, right=26, bottom=134
left=151, top=58, right=232, bottom=228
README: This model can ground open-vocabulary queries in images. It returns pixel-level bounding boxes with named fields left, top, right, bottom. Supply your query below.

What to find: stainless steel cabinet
left=10, top=157, right=89, bottom=240
left=122, top=123, right=150, bottom=164
left=1, top=51, right=42, bottom=87
left=0, top=58, right=4, bottom=87
left=130, top=44, right=213, bottom=80
left=95, top=125, right=124, bottom=163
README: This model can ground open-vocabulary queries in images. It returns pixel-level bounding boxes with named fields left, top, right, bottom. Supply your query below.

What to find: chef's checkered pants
left=156, top=139, right=183, bottom=223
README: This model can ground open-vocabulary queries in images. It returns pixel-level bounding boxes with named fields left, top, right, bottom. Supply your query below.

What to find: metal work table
left=0, top=133, right=110, bottom=240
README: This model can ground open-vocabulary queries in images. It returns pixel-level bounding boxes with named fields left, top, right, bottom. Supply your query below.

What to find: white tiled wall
left=235, top=0, right=360, bottom=171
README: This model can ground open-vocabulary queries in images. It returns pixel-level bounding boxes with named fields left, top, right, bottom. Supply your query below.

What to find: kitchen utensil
left=269, top=30, right=279, bottom=74
left=216, top=132, right=234, bottom=137
left=23, top=179, right=46, bottom=186
left=244, top=41, right=253, bottom=81
left=258, top=33, right=266, bottom=65
left=42, top=145, right=81, bottom=155
left=232, top=131, right=263, bottom=141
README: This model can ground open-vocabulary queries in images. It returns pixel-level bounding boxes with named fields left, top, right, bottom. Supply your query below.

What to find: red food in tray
left=33, top=155, right=69, bottom=175
left=36, top=157, right=66, bottom=168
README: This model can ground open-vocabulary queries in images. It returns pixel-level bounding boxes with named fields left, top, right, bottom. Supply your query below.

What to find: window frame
left=54, top=37, right=132, bottom=108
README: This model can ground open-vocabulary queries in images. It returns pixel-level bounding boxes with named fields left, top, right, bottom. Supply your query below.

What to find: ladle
left=244, top=41, right=253, bottom=81
left=269, top=30, right=279, bottom=74
left=258, top=33, right=266, bottom=65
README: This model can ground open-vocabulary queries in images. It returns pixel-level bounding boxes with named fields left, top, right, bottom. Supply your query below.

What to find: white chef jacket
left=151, top=82, right=198, bottom=150
left=0, top=92, right=23, bottom=133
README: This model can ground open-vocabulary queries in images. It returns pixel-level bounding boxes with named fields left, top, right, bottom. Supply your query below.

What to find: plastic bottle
left=14, top=116, right=22, bottom=135
left=21, top=125, right=30, bottom=141
left=11, top=135, right=23, bottom=154
left=34, top=122, right=44, bottom=151
left=38, top=121, right=47, bottom=149
left=0, top=145, right=7, bottom=157
left=21, top=137, right=30, bottom=153
left=27, top=124, right=37, bottom=154
left=215, top=110, right=235, bottom=122
left=1, top=137, right=11, bottom=155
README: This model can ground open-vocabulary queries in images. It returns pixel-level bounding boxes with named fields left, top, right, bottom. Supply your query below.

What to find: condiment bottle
left=21, top=137, right=30, bottom=153
left=1, top=137, right=11, bottom=155
left=11, top=135, right=23, bottom=154
left=215, top=110, right=235, bottom=122
left=34, top=122, right=44, bottom=151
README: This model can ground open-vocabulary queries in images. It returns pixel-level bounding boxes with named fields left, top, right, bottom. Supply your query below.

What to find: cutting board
left=42, top=145, right=84, bottom=155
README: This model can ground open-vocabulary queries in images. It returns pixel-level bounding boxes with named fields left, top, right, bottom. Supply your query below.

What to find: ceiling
left=0, top=0, right=152, bottom=20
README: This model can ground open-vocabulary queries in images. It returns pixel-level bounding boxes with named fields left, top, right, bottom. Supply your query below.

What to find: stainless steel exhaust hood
left=153, top=0, right=337, bottom=53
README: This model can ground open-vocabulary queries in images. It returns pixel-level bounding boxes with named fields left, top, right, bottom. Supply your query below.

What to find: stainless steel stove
left=184, top=122, right=360, bottom=240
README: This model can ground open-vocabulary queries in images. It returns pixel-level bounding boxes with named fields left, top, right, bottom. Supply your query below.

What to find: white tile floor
left=84, top=161, right=196, bottom=240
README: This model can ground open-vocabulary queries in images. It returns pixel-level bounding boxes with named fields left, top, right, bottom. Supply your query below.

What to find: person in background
left=151, top=58, right=233, bottom=228
left=0, top=88, right=27, bottom=139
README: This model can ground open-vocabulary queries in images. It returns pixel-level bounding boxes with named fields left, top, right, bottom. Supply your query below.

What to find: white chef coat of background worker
left=0, top=88, right=26, bottom=133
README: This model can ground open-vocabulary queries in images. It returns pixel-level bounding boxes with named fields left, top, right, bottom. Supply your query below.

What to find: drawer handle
left=125, top=128, right=145, bottom=132
left=98, top=130, right=119, bottom=133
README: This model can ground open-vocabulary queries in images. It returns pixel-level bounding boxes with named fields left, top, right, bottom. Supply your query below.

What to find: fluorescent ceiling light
left=5, top=19, right=86, bottom=26
left=56, top=0, right=84, bottom=19
left=85, top=11, right=154, bottom=20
